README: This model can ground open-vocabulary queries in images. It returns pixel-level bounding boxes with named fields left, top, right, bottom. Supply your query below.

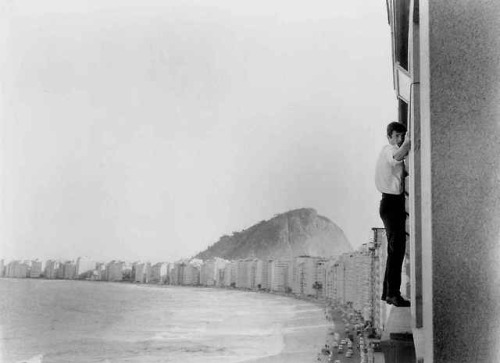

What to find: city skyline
left=1, top=227, right=388, bottom=363
left=0, top=1, right=396, bottom=262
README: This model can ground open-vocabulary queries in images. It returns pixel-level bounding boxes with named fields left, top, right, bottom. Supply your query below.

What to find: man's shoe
left=386, top=295, right=410, bottom=307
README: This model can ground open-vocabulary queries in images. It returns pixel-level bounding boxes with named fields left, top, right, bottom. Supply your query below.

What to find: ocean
left=0, top=279, right=329, bottom=363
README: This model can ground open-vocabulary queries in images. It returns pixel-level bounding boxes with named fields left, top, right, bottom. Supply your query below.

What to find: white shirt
left=375, top=144, right=404, bottom=195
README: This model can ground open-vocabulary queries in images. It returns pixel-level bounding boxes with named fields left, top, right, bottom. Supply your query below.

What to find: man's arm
left=393, top=132, right=411, bottom=161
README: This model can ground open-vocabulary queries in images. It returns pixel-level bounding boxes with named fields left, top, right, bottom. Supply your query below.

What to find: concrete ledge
left=380, top=339, right=416, bottom=363
left=382, top=305, right=412, bottom=339
left=379, top=305, right=416, bottom=363
left=412, top=327, right=425, bottom=362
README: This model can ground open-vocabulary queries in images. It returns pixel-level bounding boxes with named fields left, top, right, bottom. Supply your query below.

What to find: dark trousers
left=379, top=193, right=406, bottom=299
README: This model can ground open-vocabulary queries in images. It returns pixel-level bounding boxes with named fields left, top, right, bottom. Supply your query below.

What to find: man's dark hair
left=386, top=122, right=407, bottom=137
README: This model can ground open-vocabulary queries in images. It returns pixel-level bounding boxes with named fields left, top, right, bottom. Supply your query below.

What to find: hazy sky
left=0, top=0, right=396, bottom=262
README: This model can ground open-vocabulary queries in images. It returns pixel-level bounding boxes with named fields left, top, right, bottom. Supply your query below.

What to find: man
left=375, top=121, right=411, bottom=307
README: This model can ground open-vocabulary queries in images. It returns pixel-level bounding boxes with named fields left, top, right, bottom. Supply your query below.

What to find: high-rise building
left=236, top=259, right=247, bottom=288
left=5, top=261, right=29, bottom=278
left=29, top=260, right=43, bottom=278
left=315, top=258, right=327, bottom=299
left=234, top=258, right=258, bottom=289
left=93, top=263, right=106, bottom=281
left=183, top=262, right=200, bottom=286
left=223, top=261, right=237, bottom=287
left=44, top=260, right=61, bottom=279
left=151, top=262, right=167, bottom=284
left=170, top=261, right=186, bottom=285
left=382, top=2, right=500, bottom=361
left=270, top=259, right=292, bottom=292
left=255, top=259, right=271, bottom=290
left=62, top=261, right=76, bottom=279
left=246, top=259, right=258, bottom=289
left=165, top=263, right=175, bottom=285
left=332, top=255, right=347, bottom=304
left=134, top=262, right=152, bottom=283
left=292, top=256, right=327, bottom=297
left=324, top=258, right=337, bottom=300
left=370, top=227, right=388, bottom=335
left=75, top=257, right=97, bottom=279
left=105, top=261, right=124, bottom=281
left=200, top=258, right=227, bottom=286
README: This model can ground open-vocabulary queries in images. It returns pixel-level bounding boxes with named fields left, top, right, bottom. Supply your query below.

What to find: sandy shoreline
left=243, top=295, right=331, bottom=363
left=156, top=286, right=336, bottom=363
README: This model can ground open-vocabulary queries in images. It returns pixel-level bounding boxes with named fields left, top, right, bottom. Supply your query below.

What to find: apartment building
left=382, top=2, right=500, bottom=361
left=134, top=262, right=151, bottom=283
left=324, top=259, right=337, bottom=300
left=44, top=260, right=61, bottom=279
left=352, top=246, right=373, bottom=315
left=235, top=259, right=247, bottom=288
left=235, top=258, right=258, bottom=289
left=151, top=262, right=167, bottom=284
left=93, top=263, right=106, bottom=281
left=370, top=228, right=388, bottom=335
left=315, top=258, right=328, bottom=299
left=246, top=259, right=258, bottom=290
left=293, top=256, right=322, bottom=296
left=61, top=261, right=76, bottom=280
left=200, top=259, right=214, bottom=286
left=165, top=263, right=175, bottom=285
left=223, top=261, right=237, bottom=287
left=5, top=261, right=29, bottom=278
left=255, top=259, right=271, bottom=290
left=200, top=258, right=227, bottom=286
left=105, top=261, right=124, bottom=282
left=333, top=255, right=347, bottom=304
left=270, top=259, right=292, bottom=293
left=75, top=257, right=97, bottom=279
left=29, top=260, right=43, bottom=278
left=169, top=262, right=183, bottom=285
left=183, top=262, right=200, bottom=286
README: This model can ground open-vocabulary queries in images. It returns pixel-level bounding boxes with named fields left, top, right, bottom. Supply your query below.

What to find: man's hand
left=403, top=131, right=411, bottom=147
left=393, top=132, right=411, bottom=161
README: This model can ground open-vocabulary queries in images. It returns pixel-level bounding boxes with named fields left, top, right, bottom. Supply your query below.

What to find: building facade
left=151, top=262, right=167, bottom=284
left=105, top=261, right=124, bottom=282
left=255, top=259, right=270, bottom=290
left=134, top=262, right=152, bottom=283
left=270, top=259, right=292, bottom=293
left=29, top=260, right=43, bottom=278
left=76, top=257, right=97, bottom=279
left=386, top=1, right=500, bottom=361
left=6, top=261, right=29, bottom=278
left=62, top=261, right=76, bottom=280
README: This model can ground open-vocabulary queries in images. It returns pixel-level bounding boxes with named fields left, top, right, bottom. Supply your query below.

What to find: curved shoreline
left=1, top=279, right=336, bottom=363
left=157, top=284, right=332, bottom=363
left=138, top=283, right=335, bottom=363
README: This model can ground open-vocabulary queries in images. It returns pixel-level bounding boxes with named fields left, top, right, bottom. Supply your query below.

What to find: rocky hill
left=195, top=208, right=352, bottom=260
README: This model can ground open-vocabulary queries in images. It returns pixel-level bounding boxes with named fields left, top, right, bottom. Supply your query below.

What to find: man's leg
left=385, top=225, right=406, bottom=297
left=380, top=195, right=398, bottom=300
left=380, top=194, right=409, bottom=306
left=382, top=259, right=389, bottom=300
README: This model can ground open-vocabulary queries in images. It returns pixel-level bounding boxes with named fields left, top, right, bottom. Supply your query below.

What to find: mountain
left=194, top=208, right=352, bottom=260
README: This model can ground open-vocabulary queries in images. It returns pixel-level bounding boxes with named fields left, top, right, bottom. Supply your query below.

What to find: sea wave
left=15, top=354, right=43, bottom=363
left=1, top=281, right=326, bottom=363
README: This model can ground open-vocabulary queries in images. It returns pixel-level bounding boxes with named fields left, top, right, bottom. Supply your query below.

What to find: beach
left=0, top=279, right=332, bottom=363
left=245, top=296, right=330, bottom=363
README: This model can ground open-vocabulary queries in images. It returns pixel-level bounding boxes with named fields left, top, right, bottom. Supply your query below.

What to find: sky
left=0, top=0, right=397, bottom=262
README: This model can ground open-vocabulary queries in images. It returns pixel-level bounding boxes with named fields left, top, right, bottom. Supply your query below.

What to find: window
left=395, top=0, right=411, bottom=70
